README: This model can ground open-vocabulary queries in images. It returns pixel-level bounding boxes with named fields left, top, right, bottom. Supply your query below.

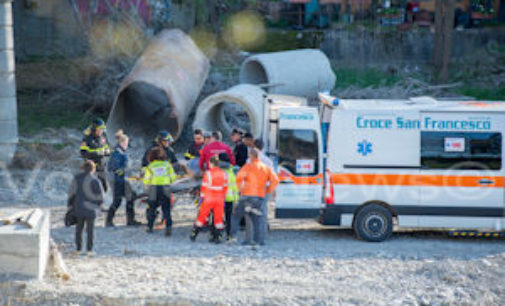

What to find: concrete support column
left=0, top=0, right=17, bottom=164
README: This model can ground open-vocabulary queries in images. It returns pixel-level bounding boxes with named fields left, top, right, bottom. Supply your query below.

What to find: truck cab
left=264, top=98, right=325, bottom=219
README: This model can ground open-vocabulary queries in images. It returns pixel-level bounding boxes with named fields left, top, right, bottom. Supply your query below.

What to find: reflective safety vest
left=144, top=160, right=176, bottom=186
left=225, top=167, right=239, bottom=203
left=201, top=167, right=228, bottom=200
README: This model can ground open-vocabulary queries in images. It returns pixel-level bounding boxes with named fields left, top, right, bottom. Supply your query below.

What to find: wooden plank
left=26, top=209, right=43, bottom=229
left=1, top=209, right=34, bottom=226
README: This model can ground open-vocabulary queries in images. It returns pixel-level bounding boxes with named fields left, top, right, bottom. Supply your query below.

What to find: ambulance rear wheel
left=354, top=204, right=393, bottom=242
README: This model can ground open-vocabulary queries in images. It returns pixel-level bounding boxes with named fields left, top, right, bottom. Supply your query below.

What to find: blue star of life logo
left=357, top=140, right=372, bottom=156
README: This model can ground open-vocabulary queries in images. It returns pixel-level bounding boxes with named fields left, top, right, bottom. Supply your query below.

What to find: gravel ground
left=3, top=200, right=503, bottom=305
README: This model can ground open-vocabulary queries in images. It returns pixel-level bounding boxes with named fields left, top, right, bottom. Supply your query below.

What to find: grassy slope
left=17, top=90, right=90, bottom=135
left=334, top=68, right=402, bottom=89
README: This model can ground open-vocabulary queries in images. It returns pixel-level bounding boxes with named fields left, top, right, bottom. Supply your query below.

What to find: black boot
left=165, top=227, right=172, bottom=237
left=190, top=226, right=200, bottom=241
left=127, top=214, right=142, bottom=226
left=209, top=228, right=216, bottom=243
left=214, top=229, right=223, bottom=244
left=126, top=202, right=141, bottom=226
left=105, top=208, right=116, bottom=227
left=127, top=219, right=142, bottom=226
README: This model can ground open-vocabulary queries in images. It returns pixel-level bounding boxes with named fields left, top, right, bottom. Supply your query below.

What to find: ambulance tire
left=354, top=204, right=393, bottom=242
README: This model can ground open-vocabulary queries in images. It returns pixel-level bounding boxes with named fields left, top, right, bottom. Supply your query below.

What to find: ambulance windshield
left=278, top=129, right=319, bottom=175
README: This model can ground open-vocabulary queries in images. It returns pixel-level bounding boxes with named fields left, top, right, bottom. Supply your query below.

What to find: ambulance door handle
left=279, top=181, right=294, bottom=184
left=479, top=179, right=494, bottom=185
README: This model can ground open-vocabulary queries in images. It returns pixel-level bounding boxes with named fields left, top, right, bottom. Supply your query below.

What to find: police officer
left=106, top=132, right=141, bottom=227
left=80, top=118, right=110, bottom=192
left=144, top=146, right=177, bottom=236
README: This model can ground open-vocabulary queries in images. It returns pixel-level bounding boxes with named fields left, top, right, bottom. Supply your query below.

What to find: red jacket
left=199, top=141, right=235, bottom=170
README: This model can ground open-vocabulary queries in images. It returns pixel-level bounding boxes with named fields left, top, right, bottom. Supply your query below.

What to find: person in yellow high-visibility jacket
left=143, top=146, right=177, bottom=236
left=218, top=153, right=239, bottom=240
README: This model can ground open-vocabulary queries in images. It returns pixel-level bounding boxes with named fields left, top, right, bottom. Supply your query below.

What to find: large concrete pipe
left=193, top=84, right=267, bottom=138
left=0, top=0, right=17, bottom=164
left=107, top=29, right=210, bottom=142
left=239, top=49, right=336, bottom=98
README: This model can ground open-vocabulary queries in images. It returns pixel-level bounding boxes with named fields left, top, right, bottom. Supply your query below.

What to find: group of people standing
left=186, top=128, right=279, bottom=245
left=68, top=118, right=279, bottom=255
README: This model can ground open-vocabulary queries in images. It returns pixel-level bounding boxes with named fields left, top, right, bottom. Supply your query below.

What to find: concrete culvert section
left=107, top=29, right=210, bottom=142
left=193, top=84, right=266, bottom=138
left=239, top=49, right=336, bottom=98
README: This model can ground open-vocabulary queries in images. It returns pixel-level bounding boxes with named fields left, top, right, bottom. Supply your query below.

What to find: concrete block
left=0, top=208, right=50, bottom=280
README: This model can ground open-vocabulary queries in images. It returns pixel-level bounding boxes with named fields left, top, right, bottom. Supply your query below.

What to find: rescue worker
left=80, top=118, right=110, bottom=192
left=106, top=132, right=141, bottom=227
left=141, top=131, right=186, bottom=228
left=190, top=155, right=228, bottom=243
left=252, top=138, right=274, bottom=241
left=230, top=128, right=248, bottom=167
left=141, top=131, right=179, bottom=170
left=199, top=131, right=235, bottom=171
left=185, top=129, right=205, bottom=175
left=218, top=153, right=239, bottom=240
left=185, top=129, right=204, bottom=161
left=203, top=131, right=212, bottom=146
left=243, top=132, right=255, bottom=149
left=230, top=148, right=279, bottom=246
left=252, top=138, right=274, bottom=169
left=144, top=146, right=177, bottom=236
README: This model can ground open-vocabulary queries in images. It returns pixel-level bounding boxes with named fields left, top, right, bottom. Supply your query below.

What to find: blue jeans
left=259, top=196, right=268, bottom=242
left=231, top=196, right=265, bottom=244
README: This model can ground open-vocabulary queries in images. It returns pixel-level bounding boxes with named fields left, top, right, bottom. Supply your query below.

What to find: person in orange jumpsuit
left=190, top=155, right=228, bottom=243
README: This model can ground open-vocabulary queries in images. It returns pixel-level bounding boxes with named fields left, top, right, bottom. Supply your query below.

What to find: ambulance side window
left=278, top=129, right=319, bottom=175
left=421, top=132, right=502, bottom=170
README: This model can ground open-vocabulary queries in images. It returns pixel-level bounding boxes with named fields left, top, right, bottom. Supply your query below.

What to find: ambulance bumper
left=319, top=205, right=359, bottom=225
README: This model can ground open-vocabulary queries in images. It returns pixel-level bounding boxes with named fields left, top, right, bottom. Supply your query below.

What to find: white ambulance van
left=268, top=96, right=505, bottom=241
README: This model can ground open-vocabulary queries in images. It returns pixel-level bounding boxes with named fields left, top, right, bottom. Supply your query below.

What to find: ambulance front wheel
left=354, top=204, right=393, bottom=242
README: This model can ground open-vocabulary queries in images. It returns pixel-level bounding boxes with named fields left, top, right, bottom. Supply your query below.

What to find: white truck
left=264, top=95, right=505, bottom=241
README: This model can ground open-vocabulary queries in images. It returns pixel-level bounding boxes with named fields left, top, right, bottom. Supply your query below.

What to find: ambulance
left=266, top=95, right=505, bottom=241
